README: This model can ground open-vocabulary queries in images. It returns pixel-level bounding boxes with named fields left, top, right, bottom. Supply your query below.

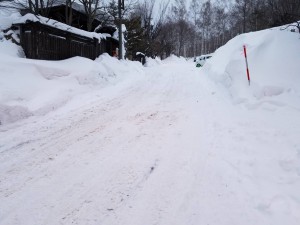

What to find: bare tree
left=133, top=0, right=170, bottom=57
left=169, top=0, right=187, bottom=56
left=78, top=0, right=103, bottom=31
left=213, top=6, right=228, bottom=48
left=271, top=0, right=300, bottom=25
left=189, top=0, right=202, bottom=56
left=156, top=21, right=177, bottom=57
left=199, top=0, right=213, bottom=53
left=9, top=0, right=58, bottom=17
left=234, top=0, right=254, bottom=33
left=189, top=0, right=201, bottom=26
left=101, top=0, right=136, bottom=26
left=65, top=0, right=76, bottom=25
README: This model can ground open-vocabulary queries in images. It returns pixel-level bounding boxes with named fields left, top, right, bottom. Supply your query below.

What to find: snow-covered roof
left=14, top=13, right=110, bottom=41
left=136, top=52, right=145, bottom=56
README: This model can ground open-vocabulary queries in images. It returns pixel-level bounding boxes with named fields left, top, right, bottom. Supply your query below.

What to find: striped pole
left=243, top=45, right=251, bottom=85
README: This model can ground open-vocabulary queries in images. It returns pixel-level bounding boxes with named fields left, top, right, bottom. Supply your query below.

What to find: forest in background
left=126, top=0, right=300, bottom=58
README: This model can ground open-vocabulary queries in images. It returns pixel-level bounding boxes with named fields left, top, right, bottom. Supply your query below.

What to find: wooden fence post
left=31, top=23, right=37, bottom=59
left=94, top=37, right=99, bottom=59
left=66, top=32, right=71, bottom=59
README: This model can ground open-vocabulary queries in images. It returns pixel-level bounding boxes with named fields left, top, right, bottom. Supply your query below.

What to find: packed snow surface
left=1, top=24, right=300, bottom=225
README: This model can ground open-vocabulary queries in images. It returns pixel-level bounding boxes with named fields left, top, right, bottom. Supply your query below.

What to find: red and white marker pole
left=243, top=45, right=251, bottom=86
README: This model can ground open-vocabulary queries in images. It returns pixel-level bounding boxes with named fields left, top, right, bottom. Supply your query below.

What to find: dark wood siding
left=17, top=22, right=118, bottom=60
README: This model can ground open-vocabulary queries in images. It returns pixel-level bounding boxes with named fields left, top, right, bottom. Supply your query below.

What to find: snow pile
left=144, top=57, right=162, bottom=67
left=0, top=38, right=24, bottom=57
left=198, top=26, right=300, bottom=225
left=162, top=54, right=187, bottom=64
left=0, top=10, right=23, bottom=53
left=0, top=10, right=20, bottom=31
left=204, top=28, right=300, bottom=109
left=0, top=53, right=144, bottom=125
left=275, top=21, right=300, bottom=33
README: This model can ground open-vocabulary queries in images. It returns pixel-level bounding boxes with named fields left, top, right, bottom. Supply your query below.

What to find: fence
left=17, top=22, right=117, bottom=60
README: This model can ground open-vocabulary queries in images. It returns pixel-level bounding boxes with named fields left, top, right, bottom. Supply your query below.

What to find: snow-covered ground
left=1, top=13, right=300, bottom=225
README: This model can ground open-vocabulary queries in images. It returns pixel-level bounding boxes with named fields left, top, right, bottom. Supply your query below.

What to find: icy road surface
left=1, top=61, right=300, bottom=225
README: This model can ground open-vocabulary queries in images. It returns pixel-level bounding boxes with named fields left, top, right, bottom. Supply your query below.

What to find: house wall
left=18, top=22, right=117, bottom=60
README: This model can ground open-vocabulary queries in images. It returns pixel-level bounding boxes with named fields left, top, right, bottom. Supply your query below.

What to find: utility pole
left=118, top=0, right=124, bottom=60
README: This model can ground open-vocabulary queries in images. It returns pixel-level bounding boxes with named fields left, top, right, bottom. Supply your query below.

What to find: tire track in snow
left=1, top=63, right=198, bottom=225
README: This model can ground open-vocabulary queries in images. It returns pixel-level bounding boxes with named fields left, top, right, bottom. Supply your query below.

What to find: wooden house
left=14, top=3, right=119, bottom=60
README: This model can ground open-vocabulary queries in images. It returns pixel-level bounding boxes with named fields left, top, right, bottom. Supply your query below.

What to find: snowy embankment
left=1, top=14, right=300, bottom=225
left=204, top=27, right=300, bottom=109
left=198, top=27, right=300, bottom=224
left=0, top=52, right=144, bottom=125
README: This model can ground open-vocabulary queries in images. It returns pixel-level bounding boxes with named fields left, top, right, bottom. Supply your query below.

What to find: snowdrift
left=163, top=54, right=187, bottom=64
left=144, top=57, right=162, bottom=67
left=0, top=52, right=144, bottom=125
left=204, top=28, right=300, bottom=110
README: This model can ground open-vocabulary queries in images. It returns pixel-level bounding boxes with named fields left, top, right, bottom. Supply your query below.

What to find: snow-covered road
left=1, top=60, right=300, bottom=225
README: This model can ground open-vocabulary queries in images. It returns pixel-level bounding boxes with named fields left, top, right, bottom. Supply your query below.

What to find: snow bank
left=199, top=26, right=300, bottom=225
left=162, top=54, right=187, bottom=64
left=0, top=39, right=24, bottom=57
left=0, top=10, right=20, bottom=30
left=144, top=57, right=162, bottom=67
left=204, top=28, right=300, bottom=110
left=0, top=53, right=144, bottom=125
left=0, top=10, right=22, bottom=49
